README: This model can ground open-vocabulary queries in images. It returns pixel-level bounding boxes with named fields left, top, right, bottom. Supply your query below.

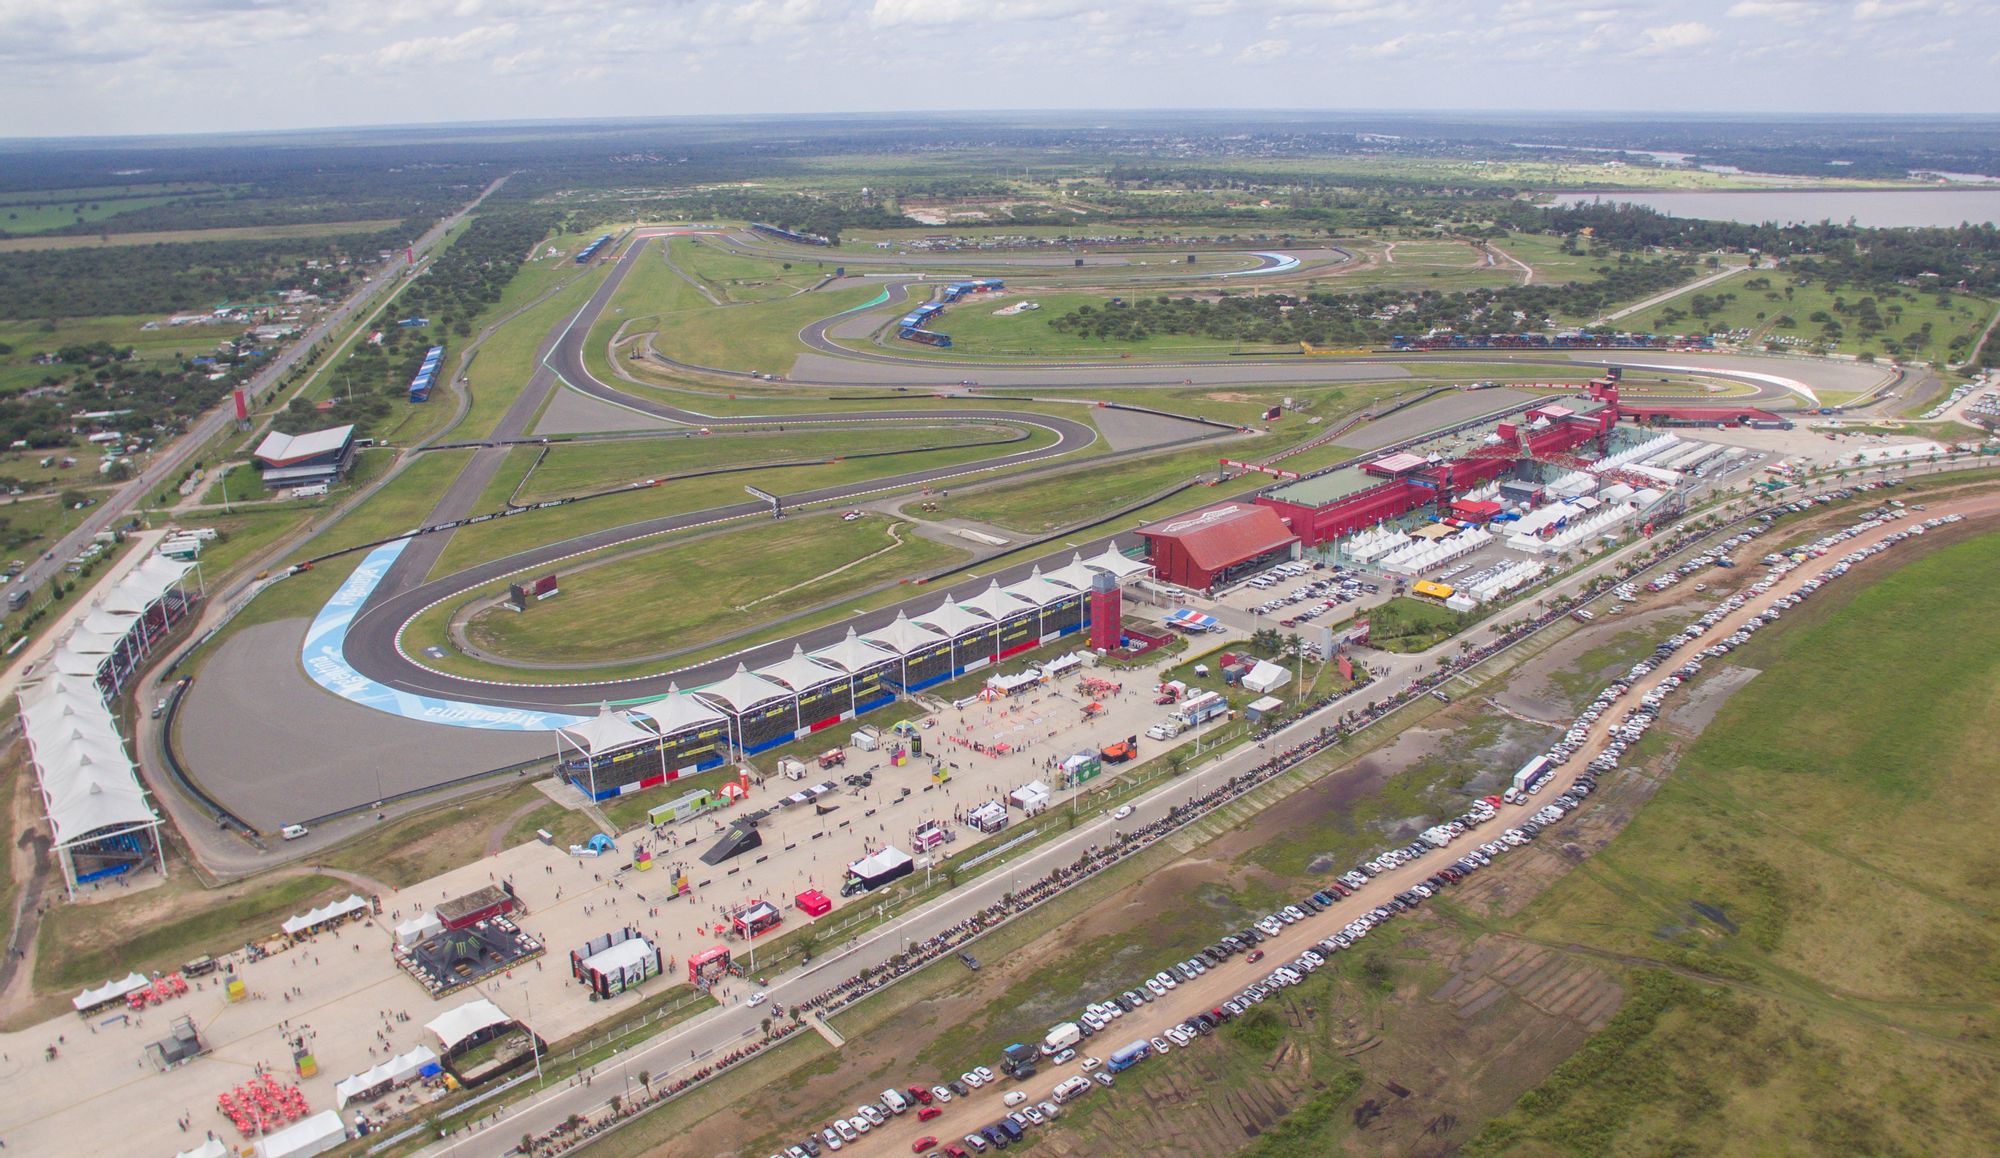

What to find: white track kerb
left=302, top=540, right=586, bottom=731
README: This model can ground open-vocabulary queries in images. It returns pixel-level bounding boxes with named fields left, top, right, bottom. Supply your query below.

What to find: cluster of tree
left=0, top=236, right=382, bottom=318
left=594, top=190, right=911, bottom=245
left=1047, top=255, right=1697, bottom=347
left=0, top=144, right=489, bottom=240
left=395, top=208, right=563, bottom=338
left=282, top=333, right=443, bottom=436
left=1517, top=202, right=2000, bottom=297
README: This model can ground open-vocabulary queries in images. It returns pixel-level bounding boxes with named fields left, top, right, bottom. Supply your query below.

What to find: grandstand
left=897, top=301, right=952, bottom=347
left=49, top=554, right=202, bottom=702
left=550, top=548, right=1143, bottom=798
left=941, top=279, right=1003, bottom=302
left=574, top=234, right=613, bottom=264
left=750, top=222, right=831, bottom=246
left=408, top=344, right=444, bottom=403
left=19, top=672, right=166, bottom=897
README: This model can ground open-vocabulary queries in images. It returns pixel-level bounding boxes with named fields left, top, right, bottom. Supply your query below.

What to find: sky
left=1, top=0, right=1996, bottom=137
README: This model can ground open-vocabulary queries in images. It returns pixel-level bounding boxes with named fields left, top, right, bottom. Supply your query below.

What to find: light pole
left=521, top=979, right=543, bottom=1088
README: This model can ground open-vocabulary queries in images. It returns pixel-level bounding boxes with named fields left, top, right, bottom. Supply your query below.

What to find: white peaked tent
left=810, top=627, right=902, bottom=673
left=958, top=580, right=1031, bottom=622
left=18, top=673, right=163, bottom=898
left=756, top=645, right=846, bottom=693
left=859, top=610, right=947, bottom=656
left=334, top=1045, right=439, bottom=1108
left=426, top=997, right=513, bottom=1053
left=913, top=597, right=988, bottom=638
left=629, top=682, right=727, bottom=734
left=555, top=702, right=655, bottom=760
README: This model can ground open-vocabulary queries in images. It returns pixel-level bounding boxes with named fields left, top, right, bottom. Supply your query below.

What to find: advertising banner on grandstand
left=301, top=541, right=587, bottom=732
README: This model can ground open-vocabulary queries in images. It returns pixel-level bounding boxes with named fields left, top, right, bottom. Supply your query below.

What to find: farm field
left=1469, top=526, right=2000, bottom=1155
left=460, top=513, right=968, bottom=664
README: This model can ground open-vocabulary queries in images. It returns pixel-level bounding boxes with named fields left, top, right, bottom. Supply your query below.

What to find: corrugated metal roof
left=1138, top=503, right=1299, bottom=572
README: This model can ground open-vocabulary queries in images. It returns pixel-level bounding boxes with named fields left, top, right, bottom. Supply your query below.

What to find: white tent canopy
left=394, top=911, right=444, bottom=947
left=555, top=703, right=655, bottom=757
left=628, top=683, right=726, bottom=734
left=176, top=1140, right=230, bottom=1158
left=958, top=580, right=1031, bottom=621
left=1004, top=567, right=1072, bottom=608
left=755, top=645, right=846, bottom=692
left=913, top=597, right=988, bottom=637
left=1243, top=661, right=1291, bottom=694
left=581, top=936, right=656, bottom=976
left=1042, top=553, right=1105, bottom=591
left=74, top=971, right=149, bottom=1011
left=1084, top=541, right=1151, bottom=578
left=859, top=611, right=946, bottom=656
left=255, top=1109, right=346, bottom=1158
left=809, top=628, right=900, bottom=673
left=334, top=1045, right=439, bottom=1108
left=427, top=997, right=512, bottom=1052
left=281, top=893, right=369, bottom=936
left=693, top=664, right=792, bottom=713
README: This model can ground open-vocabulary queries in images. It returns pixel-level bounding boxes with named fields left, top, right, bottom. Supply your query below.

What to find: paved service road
left=427, top=487, right=1995, bottom=1158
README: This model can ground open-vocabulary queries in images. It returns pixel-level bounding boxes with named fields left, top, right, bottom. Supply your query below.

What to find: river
left=1547, top=189, right=2000, bottom=228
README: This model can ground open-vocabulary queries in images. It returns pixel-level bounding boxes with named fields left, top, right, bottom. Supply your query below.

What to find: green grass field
left=1469, top=527, right=2000, bottom=1155
left=461, top=514, right=967, bottom=663
left=672, top=236, right=832, bottom=302
left=1615, top=268, right=1995, bottom=361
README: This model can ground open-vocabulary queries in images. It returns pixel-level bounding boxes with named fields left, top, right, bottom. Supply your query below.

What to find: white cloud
left=1727, top=0, right=1823, bottom=18
left=1631, top=20, right=1718, bottom=54
left=1235, top=37, right=1289, bottom=63
left=1853, top=0, right=1936, bottom=17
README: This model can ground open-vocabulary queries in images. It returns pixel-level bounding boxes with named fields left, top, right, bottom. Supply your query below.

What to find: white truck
left=1146, top=716, right=1186, bottom=741
left=1041, top=1021, right=1082, bottom=1055
left=1504, top=755, right=1553, bottom=803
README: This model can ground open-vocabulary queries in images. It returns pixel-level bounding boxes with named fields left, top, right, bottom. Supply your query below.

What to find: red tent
left=795, top=889, right=832, bottom=917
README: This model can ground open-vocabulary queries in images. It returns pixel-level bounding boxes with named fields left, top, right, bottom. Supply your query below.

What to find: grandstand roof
left=102, top=556, right=194, bottom=616
left=810, top=628, right=901, bottom=673
left=1042, top=554, right=1103, bottom=591
left=958, top=580, right=1032, bottom=621
left=1087, top=541, right=1152, bottom=579
left=629, top=684, right=727, bottom=735
left=1004, top=567, right=1072, bottom=608
left=860, top=611, right=948, bottom=657
left=18, top=674, right=156, bottom=848
left=1366, top=451, right=1429, bottom=475
left=914, top=598, right=989, bottom=638
left=694, top=665, right=793, bottom=714
left=756, top=645, right=846, bottom=692
left=556, top=703, right=656, bottom=757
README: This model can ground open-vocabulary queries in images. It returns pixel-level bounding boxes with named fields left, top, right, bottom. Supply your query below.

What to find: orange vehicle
left=1101, top=737, right=1137, bottom=764
left=817, top=749, right=846, bottom=769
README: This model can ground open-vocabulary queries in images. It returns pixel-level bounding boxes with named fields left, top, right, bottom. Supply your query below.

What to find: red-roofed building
left=1136, top=502, right=1301, bottom=592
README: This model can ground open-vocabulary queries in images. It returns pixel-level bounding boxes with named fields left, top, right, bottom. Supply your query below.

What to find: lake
left=1547, top=189, right=2000, bottom=229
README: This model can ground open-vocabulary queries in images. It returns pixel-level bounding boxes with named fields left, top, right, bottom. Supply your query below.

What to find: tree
left=637, top=1069, right=651, bottom=1093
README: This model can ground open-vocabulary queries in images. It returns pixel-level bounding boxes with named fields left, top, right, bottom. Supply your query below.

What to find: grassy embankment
left=1467, top=527, right=2000, bottom=1155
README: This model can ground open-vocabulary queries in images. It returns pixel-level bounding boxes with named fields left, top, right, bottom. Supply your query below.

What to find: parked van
left=280, top=824, right=310, bottom=840
left=879, top=1089, right=909, bottom=1115
left=1052, top=1076, right=1091, bottom=1104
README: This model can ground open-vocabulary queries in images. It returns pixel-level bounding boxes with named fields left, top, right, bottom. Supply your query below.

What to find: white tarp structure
left=281, top=894, right=369, bottom=936
left=254, top=1109, right=346, bottom=1158
left=73, top=971, right=149, bottom=1012
left=1008, top=780, right=1052, bottom=812
left=554, top=703, right=656, bottom=759
left=1242, top=661, right=1291, bottom=694
left=1591, top=433, right=1678, bottom=474
left=427, top=997, right=513, bottom=1052
left=18, top=673, right=163, bottom=899
left=394, top=912, right=444, bottom=947
left=175, top=1140, right=230, bottom=1158
left=581, top=937, right=656, bottom=977
left=334, top=1045, right=438, bottom=1108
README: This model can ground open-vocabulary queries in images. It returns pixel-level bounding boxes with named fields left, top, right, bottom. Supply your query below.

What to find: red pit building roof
left=1137, top=502, right=1301, bottom=589
left=1364, top=451, right=1429, bottom=476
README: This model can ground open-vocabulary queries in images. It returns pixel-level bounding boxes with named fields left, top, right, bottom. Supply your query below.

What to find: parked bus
left=1107, top=1039, right=1151, bottom=1073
